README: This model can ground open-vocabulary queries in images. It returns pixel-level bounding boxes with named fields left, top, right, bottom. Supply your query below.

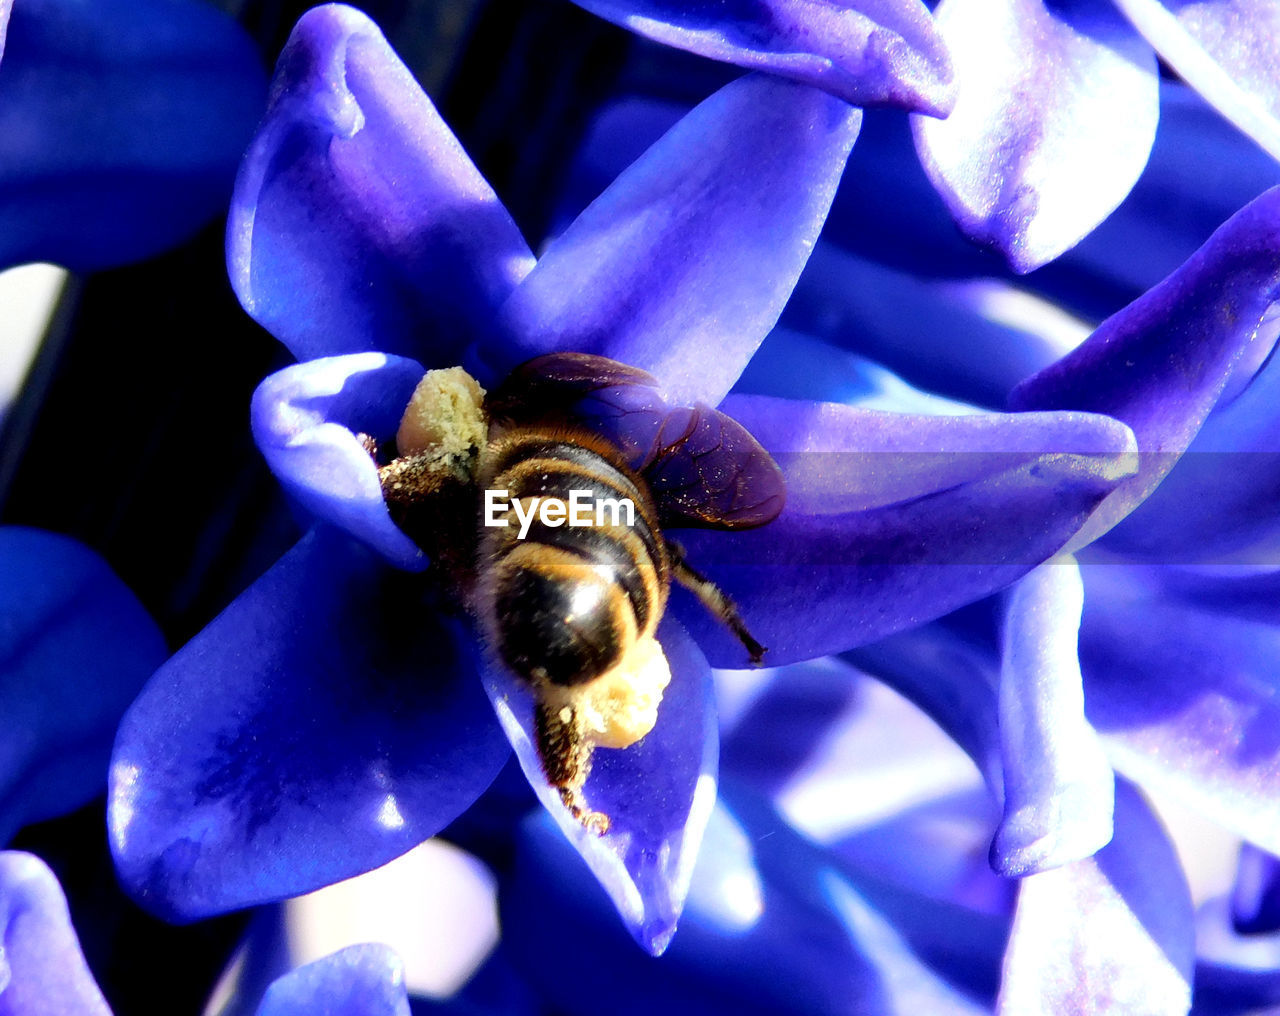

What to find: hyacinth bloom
left=0, top=528, right=165, bottom=844
left=103, top=3, right=1147, bottom=955
left=0, top=849, right=414, bottom=1014
left=565, top=0, right=1280, bottom=273
left=757, top=187, right=1280, bottom=1009
left=0, top=0, right=265, bottom=271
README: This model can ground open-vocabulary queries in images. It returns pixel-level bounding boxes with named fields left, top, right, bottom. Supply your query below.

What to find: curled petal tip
left=231, top=0, right=533, bottom=362
left=273, top=4, right=377, bottom=137
left=991, top=783, right=1116, bottom=878
left=915, top=0, right=1158, bottom=273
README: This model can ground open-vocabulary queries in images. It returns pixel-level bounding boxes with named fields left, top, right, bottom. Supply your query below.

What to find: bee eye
left=492, top=564, right=624, bottom=687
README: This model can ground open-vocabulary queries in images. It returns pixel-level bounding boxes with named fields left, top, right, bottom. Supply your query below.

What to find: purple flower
left=0, top=527, right=165, bottom=843
left=0, top=0, right=266, bottom=271
left=108, top=3, right=1139, bottom=954
left=564, top=0, right=1280, bottom=273
left=0, top=849, right=413, bottom=1014
left=797, top=185, right=1280, bottom=1009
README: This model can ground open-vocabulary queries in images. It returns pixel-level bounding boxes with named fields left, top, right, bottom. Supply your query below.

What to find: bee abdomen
left=480, top=431, right=669, bottom=688
left=489, top=544, right=632, bottom=686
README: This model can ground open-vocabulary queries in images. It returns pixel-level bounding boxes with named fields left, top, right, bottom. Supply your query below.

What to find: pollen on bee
left=396, top=366, right=487, bottom=459
left=573, top=636, right=672, bottom=750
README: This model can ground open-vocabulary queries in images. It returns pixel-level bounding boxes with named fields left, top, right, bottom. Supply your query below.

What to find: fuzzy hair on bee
left=366, top=356, right=783, bottom=835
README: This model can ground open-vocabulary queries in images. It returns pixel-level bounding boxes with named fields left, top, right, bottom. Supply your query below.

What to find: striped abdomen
left=478, top=428, right=670, bottom=688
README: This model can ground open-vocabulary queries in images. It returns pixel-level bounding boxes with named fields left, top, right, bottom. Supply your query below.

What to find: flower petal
left=674, top=394, right=1137, bottom=665
left=913, top=0, right=1158, bottom=273
left=993, top=560, right=1114, bottom=876
left=109, top=528, right=510, bottom=921
left=1230, top=843, right=1280, bottom=934
left=775, top=244, right=1080, bottom=409
left=850, top=603, right=1120, bottom=880
left=735, top=327, right=983, bottom=414
left=0, top=0, right=265, bottom=271
left=1079, top=564, right=1280, bottom=856
left=821, top=84, right=1280, bottom=321
left=997, top=780, right=1194, bottom=1015
left=488, top=73, right=861, bottom=406
left=1112, top=0, right=1280, bottom=161
left=1099, top=310, right=1280, bottom=564
left=716, top=657, right=1011, bottom=923
left=251, top=353, right=428, bottom=572
left=0, top=528, right=166, bottom=843
left=845, top=618, right=1004, bottom=791
left=1010, top=185, right=1280, bottom=544
left=501, top=783, right=998, bottom=1014
left=1045, top=84, right=1280, bottom=321
left=0, top=852, right=111, bottom=1015
left=1194, top=896, right=1280, bottom=1013
left=228, top=3, right=534, bottom=363
left=567, top=0, right=955, bottom=115
left=256, top=944, right=410, bottom=1016
left=1194, top=962, right=1280, bottom=1015
left=481, top=617, right=716, bottom=956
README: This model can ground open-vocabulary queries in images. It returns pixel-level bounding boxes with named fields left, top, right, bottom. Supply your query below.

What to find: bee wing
left=489, top=353, right=785, bottom=529
left=645, top=404, right=786, bottom=530
left=485, top=352, right=660, bottom=420
left=486, top=352, right=670, bottom=465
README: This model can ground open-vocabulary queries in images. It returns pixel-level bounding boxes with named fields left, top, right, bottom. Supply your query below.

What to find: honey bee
left=366, top=353, right=785, bottom=835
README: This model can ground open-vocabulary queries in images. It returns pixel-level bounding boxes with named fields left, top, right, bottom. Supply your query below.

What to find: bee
left=367, top=353, right=785, bottom=835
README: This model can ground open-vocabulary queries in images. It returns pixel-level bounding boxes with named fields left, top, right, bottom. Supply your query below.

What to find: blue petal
left=109, top=528, right=510, bottom=921
left=1010, top=185, right=1280, bottom=545
left=1112, top=0, right=1280, bottom=161
left=1079, top=564, right=1280, bottom=856
left=0, top=0, right=265, bottom=271
left=777, top=244, right=1085, bottom=408
left=825, top=85, right=1280, bottom=320
left=849, top=602, right=1119, bottom=880
left=993, top=560, right=1115, bottom=876
left=1046, top=84, right=1280, bottom=321
left=0, top=528, right=165, bottom=842
left=482, top=617, right=716, bottom=956
left=846, top=619, right=1004, bottom=790
left=256, top=944, right=410, bottom=1016
left=1194, top=962, right=1280, bottom=1015
left=1100, top=310, right=1280, bottom=564
left=1231, top=843, right=1280, bottom=934
left=716, top=657, right=1014, bottom=926
left=501, top=783, right=999, bottom=1014
left=251, top=354, right=428, bottom=571
left=1194, top=897, right=1280, bottom=1013
left=566, top=0, right=956, bottom=115
left=914, top=0, right=1158, bottom=272
left=734, top=327, right=982, bottom=414
left=998, top=779, right=1194, bottom=1014
left=0, top=852, right=111, bottom=1015
left=675, top=393, right=1137, bottom=665
left=228, top=3, right=534, bottom=363
left=487, top=73, right=861, bottom=406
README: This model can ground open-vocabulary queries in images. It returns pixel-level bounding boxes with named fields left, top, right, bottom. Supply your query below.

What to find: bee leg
left=533, top=699, right=611, bottom=836
left=666, top=540, right=767, bottom=666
